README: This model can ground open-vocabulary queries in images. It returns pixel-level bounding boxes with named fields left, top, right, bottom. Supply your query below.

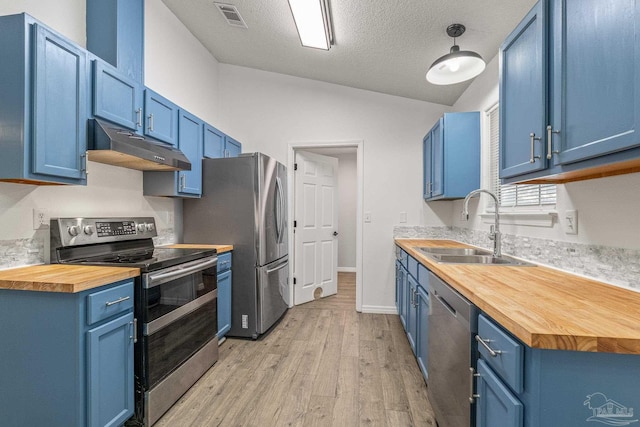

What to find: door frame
left=288, top=141, right=364, bottom=312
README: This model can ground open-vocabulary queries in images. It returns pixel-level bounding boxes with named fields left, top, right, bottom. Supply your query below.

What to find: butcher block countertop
left=0, top=264, right=140, bottom=293
left=395, top=238, right=640, bottom=355
left=160, top=244, right=233, bottom=253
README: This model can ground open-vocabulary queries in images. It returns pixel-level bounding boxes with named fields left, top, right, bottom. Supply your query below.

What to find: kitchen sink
left=417, top=247, right=492, bottom=256
left=429, top=253, right=536, bottom=267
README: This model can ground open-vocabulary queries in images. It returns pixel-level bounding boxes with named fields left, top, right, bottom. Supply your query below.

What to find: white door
left=294, top=151, right=339, bottom=305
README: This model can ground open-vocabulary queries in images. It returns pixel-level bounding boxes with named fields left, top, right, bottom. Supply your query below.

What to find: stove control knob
left=146, top=223, right=155, bottom=232
left=83, top=225, right=95, bottom=235
left=68, top=225, right=81, bottom=237
left=137, top=223, right=147, bottom=233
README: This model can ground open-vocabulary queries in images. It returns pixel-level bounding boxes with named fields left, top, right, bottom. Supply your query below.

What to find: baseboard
left=337, top=267, right=356, bottom=273
left=361, top=305, right=399, bottom=315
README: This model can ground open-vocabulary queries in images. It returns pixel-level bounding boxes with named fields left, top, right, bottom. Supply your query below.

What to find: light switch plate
left=399, top=212, right=407, bottom=223
left=364, top=212, right=372, bottom=223
left=564, top=210, right=578, bottom=234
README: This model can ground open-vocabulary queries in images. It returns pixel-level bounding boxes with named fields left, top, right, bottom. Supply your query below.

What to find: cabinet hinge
left=294, top=163, right=298, bottom=171
left=293, top=220, right=297, bottom=228
left=293, top=277, right=297, bottom=285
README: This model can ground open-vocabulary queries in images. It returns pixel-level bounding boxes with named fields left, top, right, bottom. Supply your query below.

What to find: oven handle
left=144, top=256, right=217, bottom=289
left=144, top=289, right=217, bottom=336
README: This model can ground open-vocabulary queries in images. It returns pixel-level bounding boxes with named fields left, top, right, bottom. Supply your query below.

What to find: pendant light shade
left=426, top=24, right=486, bottom=85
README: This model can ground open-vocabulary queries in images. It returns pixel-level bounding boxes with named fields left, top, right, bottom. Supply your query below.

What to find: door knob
left=333, top=231, right=339, bottom=236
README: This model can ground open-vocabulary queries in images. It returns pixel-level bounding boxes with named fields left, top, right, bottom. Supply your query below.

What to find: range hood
left=87, top=119, right=191, bottom=171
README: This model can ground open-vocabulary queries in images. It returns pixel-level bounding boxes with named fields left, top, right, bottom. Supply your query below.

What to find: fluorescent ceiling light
left=288, top=0, right=334, bottom=50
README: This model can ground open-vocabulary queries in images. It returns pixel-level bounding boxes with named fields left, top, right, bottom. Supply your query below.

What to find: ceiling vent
left=214, top=3, right=248, bottom=28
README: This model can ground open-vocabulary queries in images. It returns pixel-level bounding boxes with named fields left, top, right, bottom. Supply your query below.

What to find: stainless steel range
left=50, top=217, right=218, bottom=427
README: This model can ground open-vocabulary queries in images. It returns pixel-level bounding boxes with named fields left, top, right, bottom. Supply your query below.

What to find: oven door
left=141, top=256, right=218, bottom=389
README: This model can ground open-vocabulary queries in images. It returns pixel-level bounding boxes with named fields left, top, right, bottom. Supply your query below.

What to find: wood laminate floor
left=155, top=272, right=436, bottom=426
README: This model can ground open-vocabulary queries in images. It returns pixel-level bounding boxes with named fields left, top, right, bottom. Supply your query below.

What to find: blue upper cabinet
left=499, top=1, right=547, bottom=179
left=144, top=89, right=179, bottom=146
left=204, top=124, right=226, bottom=158
left=93, top=59, right=143, bottom=132
left=423, top=112, right=480, bottom=201
left=143, top=109, right=204, bottom=197
left=86, top=0, right=144, bottom=83
left=225, top=136, right=242, bottom=158
left=0, top=14, right=87, bottom=185
left=501, top=0, right=640, bottom=184
left=204, top=124, right=242, bottom=159
left=178, top=110, right=204, bottom=196
left=549, top=0, right=640, bottom=165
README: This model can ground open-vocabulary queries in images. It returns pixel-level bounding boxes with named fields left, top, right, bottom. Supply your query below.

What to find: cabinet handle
left=475, top=334, right=502, bottom=357
left=469, top=367, right=481, bottom=403
left=529, top=132, right=541, bottom=163
left=130, top=318, right=138, bottom=343
left=149, top=113, right=154, bottom=132
left=105, top=295, right=130, bottom=306
left=80, top=152, right=88, bottom=176
left=180, top=174, right=186, bottom=190
left=136, top=108, right=142, bottom=128
left=546, top=125, right=560, bottom=160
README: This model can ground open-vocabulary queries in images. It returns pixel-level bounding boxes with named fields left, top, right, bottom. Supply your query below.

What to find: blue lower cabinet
left=217, top=251, right=233, bottom=339
left=416, top=285, right=429, bottom=380
left=406, top=274, right=418, bottom=354
left=476, top=359, right=523, bottom=427
left=396, top=261, right=408, bottom=329
left=477, top=313, right=640, bottom=426
left=87, top=312, right=135, bottom=427
left=0, top=279, right=134, bottom=427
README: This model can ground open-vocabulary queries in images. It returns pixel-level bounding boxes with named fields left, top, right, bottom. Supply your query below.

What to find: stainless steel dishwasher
left=427, top=271, right=478, bottom=427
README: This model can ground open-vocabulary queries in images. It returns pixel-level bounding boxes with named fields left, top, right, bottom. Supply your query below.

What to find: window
left=488, top=104, right=556, bottom=208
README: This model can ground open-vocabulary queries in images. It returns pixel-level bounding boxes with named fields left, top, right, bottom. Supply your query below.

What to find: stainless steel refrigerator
left=183, top=153, right=288, bottom=339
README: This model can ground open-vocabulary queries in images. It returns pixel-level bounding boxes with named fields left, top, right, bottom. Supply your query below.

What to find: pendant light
left=426, top=24, right=486, bottom=85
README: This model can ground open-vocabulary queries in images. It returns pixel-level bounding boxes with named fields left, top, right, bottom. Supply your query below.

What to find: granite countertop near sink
left=396, top=238, right=640, bottom=355
left=0, top=264, right=140, bottom=293
left=160, top=244, right=233, bottom=253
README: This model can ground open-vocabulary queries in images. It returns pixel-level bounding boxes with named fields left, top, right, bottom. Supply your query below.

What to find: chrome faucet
left=462, top=189, right=501, bottom=258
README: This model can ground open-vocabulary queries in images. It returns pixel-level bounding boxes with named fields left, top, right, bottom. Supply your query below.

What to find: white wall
left=336, top=153, right=357, bottom=270
left=218, top=64, right=449, bottom=312
left=451, top=54, right=640, bottom=250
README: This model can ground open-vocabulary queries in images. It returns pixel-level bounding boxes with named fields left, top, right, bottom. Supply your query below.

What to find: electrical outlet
left=33, top=208, right=50, bottom=230
left=399, top=212, right=407, bottom=223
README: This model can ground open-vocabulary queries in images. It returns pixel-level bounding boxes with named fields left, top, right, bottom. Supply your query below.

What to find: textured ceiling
left=161, top=0, right=536, bottom=106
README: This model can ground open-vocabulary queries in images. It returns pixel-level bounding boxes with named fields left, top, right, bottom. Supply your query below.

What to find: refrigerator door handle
left=266, top=256, right=288, bottom=274
left=275, top=176, right=284, bottom=243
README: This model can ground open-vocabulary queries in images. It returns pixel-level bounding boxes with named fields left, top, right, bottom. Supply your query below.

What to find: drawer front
left=477, top=314, right=524, bottom=393
left=399, top=249, right=409, bottom=268
left=407, top=255, right=419, bottom=280
left=87, top=280, right=134, bottom=325
left=217, top=252, right=232, bottom=273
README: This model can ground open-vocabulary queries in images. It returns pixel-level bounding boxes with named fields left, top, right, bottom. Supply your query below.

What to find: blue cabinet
left=416, top=265, right=430, bottom=380
left=0, top=279, right=134, bottom=427
left=423, top=112, right=480, bottom=200
left=406, top=274, right=418, bottom=354
left=217, top=252, right=233, bottom=339
left=86, top=0, right=144, bottom=83
left=144, top=89, right=179, bottom=146
left=204, top=124, right=242, bottom=158
left=143, top=109, right=204, bottom=197
left=476, top=312, right=640, bottom=427
left=476, top=359, right=523, bottom=427
left=0, top=14, right=88, bottom=185
left=93, top=59, right=143, bottom=132
left=500, top=0, right=640, bottom=183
